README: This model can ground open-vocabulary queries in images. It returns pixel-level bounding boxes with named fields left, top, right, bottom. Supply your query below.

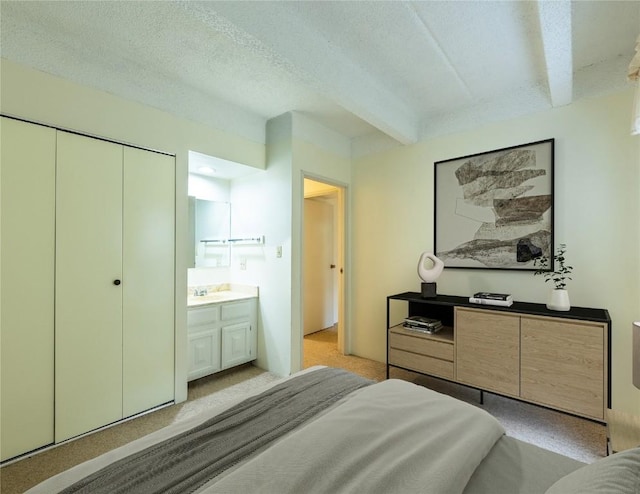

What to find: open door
left=304, top=197, right=335, bottom=335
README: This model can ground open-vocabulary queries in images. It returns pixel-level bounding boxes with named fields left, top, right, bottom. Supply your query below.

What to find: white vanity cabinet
left=188, top=297, right=258, bottom=381
left=187, top=306, right=222, bottom=380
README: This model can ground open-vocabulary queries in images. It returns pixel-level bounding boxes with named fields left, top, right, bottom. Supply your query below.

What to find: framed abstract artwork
left=434, top=139, right=554, bottom=271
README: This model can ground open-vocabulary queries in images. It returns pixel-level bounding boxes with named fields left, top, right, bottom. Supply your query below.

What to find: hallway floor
left=303, top=329, right=387, bottom=381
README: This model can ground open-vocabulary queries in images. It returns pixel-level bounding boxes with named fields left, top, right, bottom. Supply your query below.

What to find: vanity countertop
left=187, top=284, right=258, bottom=308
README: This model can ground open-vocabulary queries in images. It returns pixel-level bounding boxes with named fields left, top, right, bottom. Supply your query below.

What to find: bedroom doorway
left=302, top=177, right=346, bottom=366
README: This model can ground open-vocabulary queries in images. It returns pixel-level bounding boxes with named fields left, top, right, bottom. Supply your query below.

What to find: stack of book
left=469, top=292, right=513, bottom=307
left=403, top=315, right=443, bottom=334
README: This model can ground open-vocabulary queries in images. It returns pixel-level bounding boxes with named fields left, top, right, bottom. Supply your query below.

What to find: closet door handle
left=113, top=279, right=121, bottom=286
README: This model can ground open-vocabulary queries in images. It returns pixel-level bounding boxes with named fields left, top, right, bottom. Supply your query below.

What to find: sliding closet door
left=0, top=118, right=56, bottom=461
left=122, top=147, right=175, bottom=417
left=55, top=131, right=124, bottom=442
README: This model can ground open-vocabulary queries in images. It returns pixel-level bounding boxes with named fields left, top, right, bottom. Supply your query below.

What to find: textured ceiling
left=1, top=1, right=638, bottom=155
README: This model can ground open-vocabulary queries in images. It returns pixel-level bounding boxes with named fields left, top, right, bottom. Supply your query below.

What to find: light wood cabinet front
left=389, top=348, right=455, bottom=379
left=389, top=327, right=454, bottom=361
left=521, top=316, right=606, bottom=420
left=388, top=325, right=455, bottom=380
left=387, top=294, right=609, bottom=423
left=456, top=308, right=520, bottom=397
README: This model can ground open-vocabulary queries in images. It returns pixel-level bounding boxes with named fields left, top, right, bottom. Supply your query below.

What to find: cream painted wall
left=353, top=89, right=640, bottom=414
left=291, top=113, right=352, bottom=372
left=0, top=59, right=265, bottom=403
left=224, top=114, right=293, bottom=376
left=226, top=112, right=352, bottom=376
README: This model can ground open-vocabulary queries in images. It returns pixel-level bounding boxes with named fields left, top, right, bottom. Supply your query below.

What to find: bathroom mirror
left=189, top=197, right=231, bottom=268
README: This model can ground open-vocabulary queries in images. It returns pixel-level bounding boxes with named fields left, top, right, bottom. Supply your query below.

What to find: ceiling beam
left=536, top=0, right=573, bottom=107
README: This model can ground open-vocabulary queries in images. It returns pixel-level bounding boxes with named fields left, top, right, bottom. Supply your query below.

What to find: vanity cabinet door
left=188, top=328, right=222, bottom=380
left=221, top=322, right=253, bottom=369
left=1, top=118, right=56, bottom=461
left=455, top=307, right=520, bottom=397
left=187, top=299, right=257, bottom=380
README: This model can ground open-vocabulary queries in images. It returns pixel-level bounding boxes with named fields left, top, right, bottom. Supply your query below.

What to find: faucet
left=194, top=286, right=208, bottom=297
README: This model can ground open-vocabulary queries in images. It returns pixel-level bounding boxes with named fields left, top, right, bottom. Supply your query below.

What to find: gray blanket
left=60, top=367, right=373, bottom=494
left=207, top=379, right=506, bottom=494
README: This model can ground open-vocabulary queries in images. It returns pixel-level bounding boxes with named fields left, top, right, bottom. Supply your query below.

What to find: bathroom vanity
left=187, top=286, right=258, bottom=381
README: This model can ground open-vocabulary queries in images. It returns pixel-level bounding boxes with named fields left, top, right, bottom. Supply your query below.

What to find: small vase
left=547, top=289, right=570, bottom=311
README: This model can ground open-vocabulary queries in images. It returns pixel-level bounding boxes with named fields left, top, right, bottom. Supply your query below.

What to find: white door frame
left=301, top=174, right=348, bottom=355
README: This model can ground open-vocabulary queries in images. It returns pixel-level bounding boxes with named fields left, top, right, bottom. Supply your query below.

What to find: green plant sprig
left=533, top=243, right=573, bottom=290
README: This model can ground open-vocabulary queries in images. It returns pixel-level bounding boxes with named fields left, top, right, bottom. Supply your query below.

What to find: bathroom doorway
left=302, top=177, right=346, bottom=367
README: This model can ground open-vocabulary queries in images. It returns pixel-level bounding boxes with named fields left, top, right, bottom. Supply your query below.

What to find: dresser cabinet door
left=521, top=316, right=606, bottom=420
left=455, top=308, right=520, bottom=397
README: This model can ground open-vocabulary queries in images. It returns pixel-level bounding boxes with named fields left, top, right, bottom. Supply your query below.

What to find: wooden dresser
left=387, top=293, right=611, bottom=422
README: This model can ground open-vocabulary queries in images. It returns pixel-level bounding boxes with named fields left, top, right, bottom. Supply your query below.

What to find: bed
left=26, top=366, right=640, bottom=494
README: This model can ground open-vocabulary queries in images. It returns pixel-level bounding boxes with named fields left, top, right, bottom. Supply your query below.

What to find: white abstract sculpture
left=417, top=252, right=444, bottom=298
left=417, top=252, right=444, bottom=283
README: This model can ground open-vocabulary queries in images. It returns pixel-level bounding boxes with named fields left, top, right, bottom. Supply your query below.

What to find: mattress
left=27, top=366, right=614, bottom=494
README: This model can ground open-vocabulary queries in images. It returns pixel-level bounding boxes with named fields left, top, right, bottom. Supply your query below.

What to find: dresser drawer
left=389, top=348, right=454, bottom=380
left=389, top=331, right=454, bottom=361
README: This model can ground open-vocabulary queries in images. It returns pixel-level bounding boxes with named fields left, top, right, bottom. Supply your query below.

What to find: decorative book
left=469, top=293, right=513, bottom=307
left=472, top=292, right=513, bottom=301
left=403, top=315, right=443, bottom=334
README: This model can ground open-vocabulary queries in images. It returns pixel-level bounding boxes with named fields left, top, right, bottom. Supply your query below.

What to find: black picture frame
left=434, top=138, right=554, bottom=271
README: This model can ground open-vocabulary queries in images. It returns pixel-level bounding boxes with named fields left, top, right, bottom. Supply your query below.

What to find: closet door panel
left=122, top=147, right=175, bottom=417
left=0, top=118, right=55, bottom=460
left=55, top=131, right=123, bottom=442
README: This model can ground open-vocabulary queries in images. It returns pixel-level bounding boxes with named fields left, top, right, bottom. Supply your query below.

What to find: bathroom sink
left=188, top=291, right=250, bottom=306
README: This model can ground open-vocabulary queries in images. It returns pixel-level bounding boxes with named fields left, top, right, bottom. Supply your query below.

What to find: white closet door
left=55, top=131, right=124, bottom=442
left=0, top=118, right=56, bottom=461
left=122, top=147, right=175, bottom=417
